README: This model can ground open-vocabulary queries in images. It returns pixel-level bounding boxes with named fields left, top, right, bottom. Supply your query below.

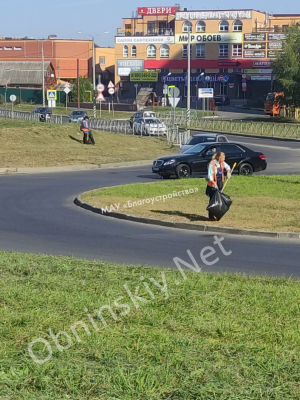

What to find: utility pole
left=42, top=40, right=45, bottom=106
left=77, top=59, right=80, bottom=109
left=186, top=22, right=191, bottom=129
left=92, top=37, right=96, bottom=118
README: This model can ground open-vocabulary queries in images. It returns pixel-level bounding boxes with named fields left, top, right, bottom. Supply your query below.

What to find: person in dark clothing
left=81, top=116, right=90, bottom=144
left=206, top=152, right=231, bottom=221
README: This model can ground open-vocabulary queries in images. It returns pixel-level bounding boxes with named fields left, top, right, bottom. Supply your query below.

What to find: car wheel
left=239, top=163, right=253, bottom=176
left=176, top=164, right=191, bottom=179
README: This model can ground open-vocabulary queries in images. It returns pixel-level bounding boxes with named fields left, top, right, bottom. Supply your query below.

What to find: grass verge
left=0, top=120, right=176, bottom=168
left=0, top=251, right=300, bottom=399
left=82, top=175, right=300, bottom=233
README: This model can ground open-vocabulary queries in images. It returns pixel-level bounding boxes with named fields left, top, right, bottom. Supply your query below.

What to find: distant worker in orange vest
left=81, top=116, right=91, bottom=144
left=206, top=152, right=231, bottom=221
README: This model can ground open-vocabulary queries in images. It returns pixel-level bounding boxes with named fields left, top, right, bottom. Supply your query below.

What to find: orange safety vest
left=207, top=160, right=225, bottom=187
left=82, top=120, right=89, bottom=133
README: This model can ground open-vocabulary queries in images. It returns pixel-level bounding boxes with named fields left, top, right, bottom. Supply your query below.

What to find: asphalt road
left=0, top=134, right=299, bottom=278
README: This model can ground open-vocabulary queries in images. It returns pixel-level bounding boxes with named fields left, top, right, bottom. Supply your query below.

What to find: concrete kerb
left=0, top=160, right=153, bottom=175
left=74, top=195, right=300, bottom=240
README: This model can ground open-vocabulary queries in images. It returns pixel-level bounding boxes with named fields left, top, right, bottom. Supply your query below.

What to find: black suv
left=32, top=107, right=52, bottom=122
left=152, top=142, right=267, bottom=179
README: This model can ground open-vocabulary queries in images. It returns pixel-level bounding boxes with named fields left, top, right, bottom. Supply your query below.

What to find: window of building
left=4, top=46, right=12, bottom=50
left=160, top=44, right=169, bottom=58
left=125, top=24, right=132, bottom=30
left=182, top=21, right=192, bottom=32
left=182, top=44, right=192, bottom=58
left=196, top=21, right=206, bottom=32
left=196, top=44, right=205, bottom=58
left=147, top=44, right=156, bottom=58
left=196, top=68, right=205, bottom=73
left=219, top=21, right=229, bottom=32
left=131, top=45, right=137, bottom=57
left=99, top=56, right=106, bottom=65
left=14, top=46, right=22, bottom=50
left=233, top=68, right=242, bottom=72
left=0, top=47, right=2, bottom=50
left=220, top=68, right=228, bottom=73
left=282, top=25, right=289, bottom=32
left=220, top=82, right=228, bottom=96
left=148, top=21, right=156, bottom=35
left=232, top=44, right=242, bottom=57
left=233, top=20, right=243, bottom=31
left=219, top=44, right=229, bottom=58
left=123, top=45, right=128, bottom=58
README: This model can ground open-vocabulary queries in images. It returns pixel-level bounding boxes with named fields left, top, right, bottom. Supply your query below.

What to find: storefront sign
left=175, top=33, right=242, bottom=44
left=268, top=33, right=286, bottom=41
left=244, top=50, right=266, bottom=58
left=176, top=10, right=252, bottom=20
left=251, top=76, right=272, bottom=81
left=162, top=74, right=230, bottom=83
left=244, top=69, right=273, bottom=74
left=244, top=33, right=266, bottom=41
left=267, top=50, right=279, bottom=58
left=268, top=42, right=283, bottom=49
left=130, top=71, right=158, bottom=82
left=137, top=6, right=179, bottom=15
left=253, top=61, right=271, bottom=67
left=244, top=42, right=266, bottom=50
left=117, top=59, right=144, bottom=76
left=116, top=36, right=174, bottom=44
left=228, top=83, right=235, bottom=89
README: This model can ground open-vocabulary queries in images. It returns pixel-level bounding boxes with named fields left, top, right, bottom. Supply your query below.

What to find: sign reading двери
left=130, top=71, right=158, bottom=82
left=175, top=33, right=242, bottom=44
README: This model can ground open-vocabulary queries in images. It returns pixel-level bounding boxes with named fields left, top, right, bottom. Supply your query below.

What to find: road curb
left=0, top=160, right=153, bottom=175
left=74, top=195, right=300, bottom=240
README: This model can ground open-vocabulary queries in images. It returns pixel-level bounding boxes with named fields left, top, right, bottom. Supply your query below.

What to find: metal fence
left=0, top=109, right=64, bottom=124
left=194, top=118, right=300, bottom=139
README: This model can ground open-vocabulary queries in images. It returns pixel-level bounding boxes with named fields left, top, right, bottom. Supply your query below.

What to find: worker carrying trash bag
left=206, top=152, right=231, bottom=221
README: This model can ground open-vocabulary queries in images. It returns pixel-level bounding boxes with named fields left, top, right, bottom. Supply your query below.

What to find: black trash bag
left=89, top=132, right=95, bottom=145
left=206, top=190, right=232, bottom=220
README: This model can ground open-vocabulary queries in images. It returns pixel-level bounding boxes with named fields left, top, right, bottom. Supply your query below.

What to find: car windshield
left=145, top=119, right=161, bottom=124
left=184, top=144, right=207, bottom=154
left=72, top=111, right=84, bottom=116
left=40, top=108, right=51, bottom=113
left=144, top=112, right=155, bottom=117
left=187, top=136, right=216, bottom=145
left=266, top=93, right=275, bottom=101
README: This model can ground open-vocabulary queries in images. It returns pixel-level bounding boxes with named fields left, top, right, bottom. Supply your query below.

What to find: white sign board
left=198, top=88, right=214, bottom=98
left=108, top=88, right=115, bottom=95
left=168, top=97, right=180, bottom=108
left=10, top=94, right=16, bottom=102
left=116, top=36, right=174, bottom=44
left=64, top=87, right=71, bottom=94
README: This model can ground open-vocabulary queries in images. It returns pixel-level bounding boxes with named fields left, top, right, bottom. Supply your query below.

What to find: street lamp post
left=77, top=31, right=109, bottom=117
left=186, top=22, right=191, bottom=129
left=163, top=72, right=171, bottom=107
left=41, top=40, right=45, bottom=107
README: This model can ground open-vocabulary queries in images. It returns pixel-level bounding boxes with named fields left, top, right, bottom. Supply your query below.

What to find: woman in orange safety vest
left=82, top=116, right=91, bottom=144
left=206, top=152, right=231, bottom=221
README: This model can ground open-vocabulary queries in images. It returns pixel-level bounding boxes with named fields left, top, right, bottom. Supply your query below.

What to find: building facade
left=114, top=7, right=300, bottom=105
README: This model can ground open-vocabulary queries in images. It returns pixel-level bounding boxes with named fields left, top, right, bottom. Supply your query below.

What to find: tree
left=272, top=24, right=300, bottom=108
left=71, top=76, right=94, bottom=103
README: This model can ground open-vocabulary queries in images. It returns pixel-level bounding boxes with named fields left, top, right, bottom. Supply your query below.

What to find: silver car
left=180, top=133, right=228, bottom=153
left=133, top=118, right=167, bottom=135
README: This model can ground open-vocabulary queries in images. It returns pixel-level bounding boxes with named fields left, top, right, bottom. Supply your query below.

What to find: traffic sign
left=10, top=94, right=16, bottom=102
left=198, top=88, right=214, bottom=98
left=64, top=87, right=71, bottom=94
left=97, top=83, right=105, bottom=92
left=64, top=82, right=70, bottom=88
left=96, top=92, right=105, bottom=101
left=168, top=86, right=180, bottom=98
left=108, top=88, right=115, bottom=95
left=107, top=81, right=115, bottom=89
left=168, top=97, right=180, bottom=108
left=47, top=90, right=57, bottom=101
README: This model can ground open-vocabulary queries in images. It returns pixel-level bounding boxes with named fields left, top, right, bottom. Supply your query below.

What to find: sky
left=0, top=0, right=298, bottom=47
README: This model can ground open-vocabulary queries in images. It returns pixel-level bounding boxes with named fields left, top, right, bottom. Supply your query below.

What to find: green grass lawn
left=82, top=175, right=300, bottom=233
left=1, top=251, right=300, bottom=399
left=0, top=120, right=176, bottom=168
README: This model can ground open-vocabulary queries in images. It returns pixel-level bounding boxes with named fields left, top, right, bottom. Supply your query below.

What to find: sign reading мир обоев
left=116, top=36, right=174, bottom=44
left=130, top=71, right=158, bottom=82
left=137, top=6, right=179, bottom=15
left=176, top=10, right=252, bottom=20
left=244, top=33, right=266, bottom=41
left=244, top=42, right=266, bottom=50
left=175, top=33, right=242, bottom=44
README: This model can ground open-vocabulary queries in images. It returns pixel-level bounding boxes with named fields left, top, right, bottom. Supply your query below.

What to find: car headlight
left=164, top=159, right=176, bottom=165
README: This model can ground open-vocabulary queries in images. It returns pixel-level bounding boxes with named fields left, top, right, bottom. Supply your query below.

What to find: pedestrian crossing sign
left=47, top=90, right=57, bottom=100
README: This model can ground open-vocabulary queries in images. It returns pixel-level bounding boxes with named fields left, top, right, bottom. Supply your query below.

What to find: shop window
left=147, top=44, right=156, bottom=58
left=148, top=22, right=156, bottom=35
left=160, top=44, right=169, bottom=58
left=233, top=20, right=243, bottom=32
left=182, top=45, right=192, bottom=58
left=196, top=44, right=205, bottom=58
left=131, top=45, right=137, bottom=58
left=123, top=45, right=128, bottom=58
left=219, top=21, right=229, bottom=32
left=219, top=44, right=229, bottom=58
left=182, top=21, right=192, bottom=32
left=232, top=44, right=242, bottom=57
left=196, top=21, right=206, bottom=32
